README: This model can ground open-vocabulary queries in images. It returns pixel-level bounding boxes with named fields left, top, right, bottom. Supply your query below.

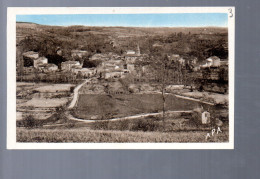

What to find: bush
left=90, top=117, right=170, bottom=132
left=92, top=121, right=109, bottom=130
left=65, top=120, right=76, bottom=128
left=17, top=115, right=43, bottom=128
left=130, top=118, right=157, bottom=132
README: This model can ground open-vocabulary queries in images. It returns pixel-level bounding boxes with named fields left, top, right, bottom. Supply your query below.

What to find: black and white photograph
left=7, top=7, right=234, bottom=149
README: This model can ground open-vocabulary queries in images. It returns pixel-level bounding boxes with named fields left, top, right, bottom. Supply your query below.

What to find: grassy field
left=17, top=116, right=229, bottom=143
left=74, top=94, right=206, bottom=120
left=17, top=127, right=228, bottom=143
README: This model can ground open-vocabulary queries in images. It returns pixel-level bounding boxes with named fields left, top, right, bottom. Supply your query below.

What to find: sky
left=16, top=13, right=228, bottom=27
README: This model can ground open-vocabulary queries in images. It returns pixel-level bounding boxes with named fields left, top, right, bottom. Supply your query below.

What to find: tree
left=150, top=53, right=174, bottom=120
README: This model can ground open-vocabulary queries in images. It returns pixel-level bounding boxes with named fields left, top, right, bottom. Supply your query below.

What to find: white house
left=126, top=50, right=136, bottom=55
left=34, top=57, right=48, bottom=68
left=202, top=56, right=221, bottom=68
left=23, top=51, right=39, bottom=60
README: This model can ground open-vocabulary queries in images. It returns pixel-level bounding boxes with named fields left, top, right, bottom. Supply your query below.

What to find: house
left=89, top=53, right=110, bottom=61
left=34, top=57, right=48, bottom=68
left=38, top=63, right=58, bottom=73
left=97, top=59, right=124, bottom=75
left=61, top=61, right=81, bottom=71
left=23, top=51, right=39, bottom=59
left=126, top=50, right=136, bottom=55
left=71, top=50, right=88, bottom=58
left=208, top=56, right=221, bottom=67
left=102, top=71, right=125, bottom=80
left=71, top=68, right=96, bottom=77
left=22, top=51, right=39, bottom=67
left=202, top=56, right=221, bottom=68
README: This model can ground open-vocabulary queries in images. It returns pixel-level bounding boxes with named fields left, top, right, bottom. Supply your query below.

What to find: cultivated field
left=73, top=93, right=209, bottom=120
left=16, top=82, right=75, bottom=120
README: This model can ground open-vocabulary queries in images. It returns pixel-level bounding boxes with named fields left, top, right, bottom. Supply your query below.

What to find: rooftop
left=22, top=51, right=39, bottom=58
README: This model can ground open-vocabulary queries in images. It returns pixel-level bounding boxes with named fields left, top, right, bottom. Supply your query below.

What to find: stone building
left=61, top=61, right=81, bottom=71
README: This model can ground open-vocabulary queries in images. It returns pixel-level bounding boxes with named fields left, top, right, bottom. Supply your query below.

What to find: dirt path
left=68, top=110, right=192, bottom=123
left=174, top=94, right=215, bottom=106
left=67, top=79, right=90, bottom=109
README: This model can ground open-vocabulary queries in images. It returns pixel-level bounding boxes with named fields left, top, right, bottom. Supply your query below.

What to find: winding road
left=68, top=79, right=89, bottom=109
left=68, top=110, right=192, bottom=123
left=66, top=79, right=209, bottom=123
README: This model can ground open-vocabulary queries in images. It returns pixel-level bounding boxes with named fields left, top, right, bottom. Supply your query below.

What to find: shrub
left=130, top=119, right=156, bottom=132
left=18, top=115, right=43, bottom=128
left=92, top=120, right=109, bottom=130
left=65, top=120, right=76, bottom=128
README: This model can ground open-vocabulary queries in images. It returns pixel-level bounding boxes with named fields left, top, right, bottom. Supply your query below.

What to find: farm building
left=22, top=51, right=39, bottom=67
left=61, top=61, right=81, bottom=71
left=34, top=57, right=48, bottom=68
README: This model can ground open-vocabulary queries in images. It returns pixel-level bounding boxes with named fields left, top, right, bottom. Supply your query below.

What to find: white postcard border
left=7, top=7, right=235, bottom=149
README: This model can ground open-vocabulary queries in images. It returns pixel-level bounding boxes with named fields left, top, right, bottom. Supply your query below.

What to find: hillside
left=16, top=22, right=228, bottom=63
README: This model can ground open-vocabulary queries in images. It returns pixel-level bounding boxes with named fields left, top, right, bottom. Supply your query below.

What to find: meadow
left=73, top=94, right=210, bottom=120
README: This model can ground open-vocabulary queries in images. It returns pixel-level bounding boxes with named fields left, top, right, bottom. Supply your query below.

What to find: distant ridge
left=16, top=22, right=227, bottom=29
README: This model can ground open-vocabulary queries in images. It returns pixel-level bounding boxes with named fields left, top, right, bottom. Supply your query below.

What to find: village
left=17, top=44, right=229, bottom=122
left=17, top=43, right=228, bottom=91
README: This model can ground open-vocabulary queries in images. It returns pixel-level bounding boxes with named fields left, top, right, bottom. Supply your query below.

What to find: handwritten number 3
left=228, top=8, right=233, bottom=18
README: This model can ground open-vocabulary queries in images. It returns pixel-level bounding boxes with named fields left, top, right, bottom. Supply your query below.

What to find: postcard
left=7, top=7, right=235, bottom=149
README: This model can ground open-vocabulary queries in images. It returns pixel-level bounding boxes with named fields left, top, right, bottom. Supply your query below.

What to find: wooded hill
left=16, top=22, right=228, bottom=64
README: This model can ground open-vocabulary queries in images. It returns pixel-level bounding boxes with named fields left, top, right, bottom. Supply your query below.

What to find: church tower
left=137, top=44, right=141, bottom=56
